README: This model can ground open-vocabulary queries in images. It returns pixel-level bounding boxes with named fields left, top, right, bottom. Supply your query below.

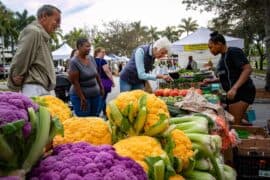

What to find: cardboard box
left=232, top=125, right=269, bottom=138
left=232, top=125, right=270, bottom=156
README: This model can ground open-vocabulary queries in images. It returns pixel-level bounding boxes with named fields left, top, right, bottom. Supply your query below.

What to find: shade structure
left=171, top=27, right=244, bottom=54
left=52, top=43, right=73, bottom=61
left=171, top=27, right=244, bottom=68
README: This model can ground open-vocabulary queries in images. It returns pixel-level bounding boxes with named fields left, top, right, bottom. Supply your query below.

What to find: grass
left=253, top=68, right=267, bottom=75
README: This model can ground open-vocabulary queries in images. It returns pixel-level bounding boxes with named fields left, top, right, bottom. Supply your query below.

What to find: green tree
left=178, top=17, right=198, bottom=36
left=15, top=9, right=35, bottom=32
left=182, top=0, right=270, bottom=90
left=50, top=29, right=64, bottom=51
left=131, top=21, right=149, bottom=46
left=208, top=17, right=233, bottom=35
left=147, top=26, right=160, bottom=43
left=159, top=26, right=180, bottom=42
left=64, top=27, right=89, bottom=49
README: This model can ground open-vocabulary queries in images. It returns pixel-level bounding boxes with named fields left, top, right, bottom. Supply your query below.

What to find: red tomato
left=163, top=88, right=171, bottom=97
left=179, top=89, right=188, bottom=96
left=155, top=89, right=164, bottom=96
left=169, top=89, right=179, bottom=97
left=195, top=89, right=202, bottom=95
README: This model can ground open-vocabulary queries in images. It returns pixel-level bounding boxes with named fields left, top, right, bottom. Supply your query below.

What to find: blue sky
left=2, top=0, right=216, bottom=35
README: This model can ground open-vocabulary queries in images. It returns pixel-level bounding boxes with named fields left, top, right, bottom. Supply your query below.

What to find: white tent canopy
left=171, top=27, right=244, bottom=68
left=52, top=43, right=73, bottom=61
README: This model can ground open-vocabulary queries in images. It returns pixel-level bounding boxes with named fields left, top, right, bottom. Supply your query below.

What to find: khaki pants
left=22, top=84, right=55, bottom=97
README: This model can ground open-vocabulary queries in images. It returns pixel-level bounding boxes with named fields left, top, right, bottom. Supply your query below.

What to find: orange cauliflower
left=53, top=117, right=112, bottom=146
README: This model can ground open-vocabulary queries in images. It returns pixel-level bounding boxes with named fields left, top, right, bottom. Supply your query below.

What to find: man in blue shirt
left=120, top=37, right=173, bottom=92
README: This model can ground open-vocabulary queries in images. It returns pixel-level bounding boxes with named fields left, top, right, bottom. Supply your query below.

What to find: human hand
left=112, top=82, right=115, bottom=87
left=100, top=87, right=105, bottom=97
left=203, top=78, right=212, bottom=85
left=163, top=75, right=173, bottom=82
left=227, top=87, right=237, bottom=100
left=80, top=98, right=87, bottom=111
left=12, top=75, right=24, bottom=86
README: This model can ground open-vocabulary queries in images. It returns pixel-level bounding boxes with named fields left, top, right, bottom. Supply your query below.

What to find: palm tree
left=178, top=17, right=199, bottom=36
left=50, top=29, right=64, bottom=50
left=64, top=28, right=89, bottom=48
left=15, top=10, right=36, bottom=32
left=159, top=26, right=179, bottom=42
left=208, top=18, right=233, bottom=35
left=148, top=26, right=160, bottom=43
left=131, top=21, right=148, bottom=45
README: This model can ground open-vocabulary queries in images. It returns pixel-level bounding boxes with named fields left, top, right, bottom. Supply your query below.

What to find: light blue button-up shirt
left=135, top=45, right=157, bottom=81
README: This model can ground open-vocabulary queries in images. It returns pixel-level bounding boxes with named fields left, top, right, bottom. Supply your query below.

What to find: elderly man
left=8, top=4, right=61, bottom=97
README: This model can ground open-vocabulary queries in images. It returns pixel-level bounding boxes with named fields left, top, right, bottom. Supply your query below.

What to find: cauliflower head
left=53, top=117, right=112, bottom=146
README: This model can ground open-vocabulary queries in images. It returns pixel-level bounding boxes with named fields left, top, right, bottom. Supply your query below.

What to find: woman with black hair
left=204, top=31, right=256, bottom=125
left=68, top=38, right=104, bottom=117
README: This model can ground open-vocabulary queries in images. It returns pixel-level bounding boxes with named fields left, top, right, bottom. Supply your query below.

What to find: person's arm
left=135, top=48, right=157, bottom=80
left=135, top=48, right=172, bottom=81
left=96, top=74, right=104, bottom=96
left=68, top=62, right=87, bottom=110
left=10, top=29, right=40, bottom=85
left=102, top=64, right=115, bottom=86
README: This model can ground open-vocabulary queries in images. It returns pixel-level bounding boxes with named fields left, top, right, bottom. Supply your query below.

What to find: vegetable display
left=163, top=129, right=194, bottom=172
left=113, top=136, right=176, bottom=180
left=0, top=92, right=63, bottom=175
left=106, top=90, right=170, bottom=142
left=169, top=115, right=237, bottom=180
left=0, top=89, right=238, bottom=180
left=32, top=95, right=72, bottom=122
left=28, top=142, right=147, bottom=180
left=53, top=117, right=112, bottom=146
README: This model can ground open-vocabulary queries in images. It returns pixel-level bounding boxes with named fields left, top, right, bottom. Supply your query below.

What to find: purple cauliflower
left=28, top=142, right=147, bottom=180
left=0, top=92, right=38, bottom=127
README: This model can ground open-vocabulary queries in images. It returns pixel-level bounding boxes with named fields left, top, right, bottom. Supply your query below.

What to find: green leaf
left=154, top=160, right=165, bottom=180
left=22, top=106, right=51, bottom=173
left=0, top=135, right=14, bottom=161
left=47, top=117, right=64, bottom=143
left=0, top=120, right=25, bottom=135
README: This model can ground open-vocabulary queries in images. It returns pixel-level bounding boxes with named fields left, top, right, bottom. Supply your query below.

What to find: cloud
left=2, top=0, right=216, bottom=35
left=2, top=0, right=98, bottom=16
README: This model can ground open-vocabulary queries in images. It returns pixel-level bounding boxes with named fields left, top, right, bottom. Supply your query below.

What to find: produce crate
left=159, top=82, right=201, bottom=89
left=233, top=138, right=270, bottom=179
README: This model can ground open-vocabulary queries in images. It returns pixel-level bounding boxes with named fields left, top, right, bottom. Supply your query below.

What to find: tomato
left=195, top=89, right=202, bottom=95
left=163, top=88, right=171, bottom=97
left=169, top=89, right=179, bottom=97
left=155, top=89, right=164, bottom=96
left=179, top=89, right=188, bottom=96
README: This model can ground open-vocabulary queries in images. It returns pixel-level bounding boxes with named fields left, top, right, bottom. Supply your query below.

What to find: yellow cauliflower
left=107, top=90, right=170, bottom=137
left=37, top=95, right=72, bottom=122
left=53, top=117, right=112, bottom=146
left=169, top=175, right=185, bottom=180
left=113, top=136, right=165, bottom=172
left=114, top=92, right=138, bottom=116
left=144, top=94, right=169, bottom=131
left=171, top=129, right=193, bottom=169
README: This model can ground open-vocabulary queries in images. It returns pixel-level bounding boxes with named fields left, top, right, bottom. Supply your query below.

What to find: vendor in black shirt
left=204, top=31, right=256, bottom=125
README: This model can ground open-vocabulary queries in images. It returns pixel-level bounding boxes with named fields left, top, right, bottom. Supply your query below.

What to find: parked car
left=0, top=64, right=9, bottom=78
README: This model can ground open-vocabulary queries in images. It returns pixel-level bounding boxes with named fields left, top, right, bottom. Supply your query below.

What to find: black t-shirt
left=216, top=47, right=254, bottom=92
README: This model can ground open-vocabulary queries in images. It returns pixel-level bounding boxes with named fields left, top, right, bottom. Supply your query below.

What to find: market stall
left=171, top=27, right=244, bottom=69
left=0, top=88, right=269, bottom=179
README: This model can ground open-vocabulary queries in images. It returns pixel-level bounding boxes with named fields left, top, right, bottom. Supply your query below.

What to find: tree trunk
left=265, top=0, right=270, bottom=91
left=256, top=42, right=264, bottom=70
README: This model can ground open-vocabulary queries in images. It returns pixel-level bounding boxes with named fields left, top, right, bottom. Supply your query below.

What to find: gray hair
left=153, top=37, right=172, bottom=53
left=37, top=4, right=61, bottom=19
